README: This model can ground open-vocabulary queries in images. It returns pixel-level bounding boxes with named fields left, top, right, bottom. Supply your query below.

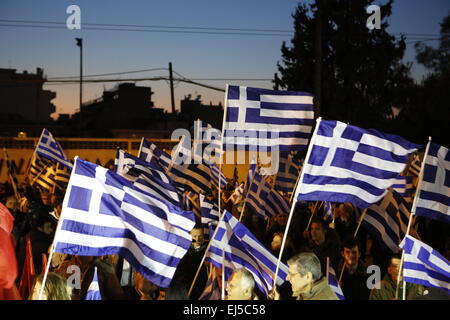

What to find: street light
left=75, top=38, right=83, bottom=111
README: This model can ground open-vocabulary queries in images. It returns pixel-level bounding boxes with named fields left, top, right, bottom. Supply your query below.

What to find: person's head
left=30, top=273, right=72, bottom=300
left=287, top=253, right=322, bottom=294
left=226, top=268, right=255, bottom=300
left=48, top=245, right=68, bottom=269
left=5, top=195, right=18, bottom=211
left=341, top=237, right=361, bottom=268
left=40, top=192, right=52, bottom=206
left=134, top=271, right=159, bottom=300
left=336, top=203, right=353, bottom=221
left=274, top=214, right=288, bottom=227
left=387, top=254, right=402, bottom=283
left=310, top=218, right=327, bottom=246
left=271, top=232, right=283, bottom=251
left=191, top=226, right=205, bottom=250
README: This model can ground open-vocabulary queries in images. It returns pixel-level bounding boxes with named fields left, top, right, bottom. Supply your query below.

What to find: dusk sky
left=1, top=0, right=449, bottom=119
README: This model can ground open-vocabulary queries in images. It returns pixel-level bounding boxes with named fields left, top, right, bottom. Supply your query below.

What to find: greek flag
left=54, top=157, right=196, bottom=288
left=205, top=210, right=288, bottom=295
left=245, top=172, right=290, bottom=218
left=115, top=149, right=181, bottom=207
left=199, top=266, right=221, bottom=300
left=85, top=266, right=102, bottom=300
left=415, top=141, right=450, bottom=224
left=35, top=128, right=73, bottom=170
left=296, top=119, right=422, bottom=208
left=229, top=182, right=245, bottom=205
left=327, top=258, right=345, bottom=300
left=193, top=119, right=223, bottom=161
left=199, top=194, right=220, bottom=238
left=223, top=85, right=314, bottom=151
left=323, top=202, right=334, bottom=224
left=399, top=235, right=450, bottom=294
left=392, top=176, right=414, bottom=203
left=274, top=152, right=302, bottom=194
left=139, top=138, right=213, bottom=194
left=361, top=190, right=410, bottom=253
left=408, top=154, right=421, bottom=178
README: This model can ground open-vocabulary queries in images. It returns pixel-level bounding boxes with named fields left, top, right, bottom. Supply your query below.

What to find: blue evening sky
left=0, top=0, right=448, bottom=118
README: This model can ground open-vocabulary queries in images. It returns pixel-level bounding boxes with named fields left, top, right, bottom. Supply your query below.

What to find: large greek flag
left=245, top=172, right=290, bottom=218
left=35, top=128, right=73, bottom=169
left=296, top=119, right=421, bottom=208
left=223, top=85, right=314, bottom=151
left=361, top=189, right=410, bottom=253
left=205, top=210, right=288, bottom=295
left=115, top=149, right=181, bottom=207
left=415, top=142, right=450, bottom=224
left=400, top=235, right=450, bottom=294
left=274, top=152, right=302, bottom=193
left=54, top=157, right=196, bottom=288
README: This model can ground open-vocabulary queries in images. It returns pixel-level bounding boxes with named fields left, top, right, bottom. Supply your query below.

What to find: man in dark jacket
left=337, top=237, right=370, bottom=300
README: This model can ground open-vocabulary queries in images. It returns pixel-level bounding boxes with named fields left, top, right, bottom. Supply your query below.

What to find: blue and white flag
left=139, top=138, right=213, bottom=194
left=199, top=194, right=220, bottom=238
left=399, top=235, right=450, bottom=294
left=361, top=189, right=410, bottom=253
left=274, top=152, right=302, bottom=194
left=115, top=149, right=181, bottom=207
left=35, top=128, right=73, bottom=170
left=296, top=119, right=421, bottom=208
left=392, top=176, right=414, bottom=203
left=54, top=157, right=196, bottom=288
left=327, top=258, right=345, bottom=300
left=229, top=182, right=245, bottom=205
left=245, top=172, right=290, bottom=218
left=323, top=202, right=334, bottom=224
left=415, top=142, right=450, bottom=225
left=223, top=85, right=314, bottom=152
left=199, top=266, right=221, bottom=300
left=408, top=154, right=421, bottom=178
left=85, top=266, right=102, bottom=300
left=205, top=210, right=288, bottom=295
left=193, top=119, right=223, bottom=162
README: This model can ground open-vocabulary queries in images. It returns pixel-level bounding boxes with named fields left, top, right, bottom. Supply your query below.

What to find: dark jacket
left=337, top=259, right=370, bottom=300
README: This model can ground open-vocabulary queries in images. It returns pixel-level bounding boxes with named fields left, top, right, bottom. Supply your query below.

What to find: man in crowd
left=226, top=268, right=257, bottom=300
left=369, top=254, right=424, bottom=300
left=337, top=237, right=370, bottom=300
left=299, top=217, right=341, bottom=274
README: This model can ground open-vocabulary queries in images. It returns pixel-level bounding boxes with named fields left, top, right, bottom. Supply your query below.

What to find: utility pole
left=76, top=38, right=83, bottom=111
left=169, top=62, right=176, bottom=114
left=313, top=0, right=323, bottom=118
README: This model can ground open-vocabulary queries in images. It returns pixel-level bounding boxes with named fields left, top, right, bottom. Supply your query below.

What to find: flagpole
left=188, top=209, right=227, bottom=297
left=3, top=148, right=21, bottom=202
left=305, top=201, right=321, bottom=231
left=137, top=137, right=144, bottom=158
left=272, top=117, right=322, bottom=289
left=51, top=162, right=59, bottom=195
left=218, top=84, right=229, bottom=220
left=353, top=208, right=367, bottom=238
left=221, top=250, right=226, bottom=300
left=31, top=162, right=52, bottom=186
left=397, top=137, right=431, bottom=300
left=289, top=172, right=302, bottom=204
left=37, top=156, right=78, bottom=300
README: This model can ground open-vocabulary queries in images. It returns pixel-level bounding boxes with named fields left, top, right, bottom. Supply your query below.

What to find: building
left=70, top=83, right=170, bottom=137
left=0, top=68, right=56, bottom=136
left=179, top=94, right=223, bottom=129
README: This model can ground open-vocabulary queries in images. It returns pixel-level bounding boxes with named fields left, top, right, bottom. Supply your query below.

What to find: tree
left=393, top=14, right=450, bottom=146
left=274, top=0, right=412, bottom=131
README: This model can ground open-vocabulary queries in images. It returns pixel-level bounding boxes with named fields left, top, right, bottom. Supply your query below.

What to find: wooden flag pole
left=218, top=84, right=229, bottom=220
left=338, top=262, right=346, bottom=285
left=353, top=208, right=367, bottom=238
left=137, top=137, right=144, bottom=158
left=51, top=162, right=60, bottom=195
left=396, top=137, right=431, bottom=300
left=221, top=250, right=226, bottom=300
left=272, top=117, right=322, bottom=288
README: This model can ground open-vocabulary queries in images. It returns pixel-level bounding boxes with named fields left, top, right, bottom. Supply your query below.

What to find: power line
left=48, top=68, right=168, bottom=80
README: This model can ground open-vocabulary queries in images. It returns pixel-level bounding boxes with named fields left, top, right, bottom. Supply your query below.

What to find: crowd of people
left=1, top=178, right=449, bottom=301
